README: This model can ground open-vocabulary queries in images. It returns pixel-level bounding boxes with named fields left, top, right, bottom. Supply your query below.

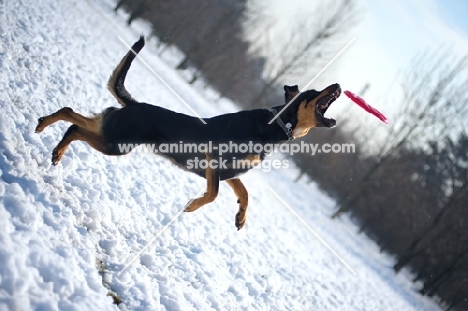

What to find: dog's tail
left=107, top=36, right=145, bottom=107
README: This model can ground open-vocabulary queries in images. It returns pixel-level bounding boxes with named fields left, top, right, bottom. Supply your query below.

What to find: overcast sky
left=257, top=0, right=468, bottom=123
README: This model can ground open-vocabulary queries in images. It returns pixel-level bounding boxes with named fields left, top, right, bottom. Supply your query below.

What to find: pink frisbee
left=344, top=90, right=389, bottom=124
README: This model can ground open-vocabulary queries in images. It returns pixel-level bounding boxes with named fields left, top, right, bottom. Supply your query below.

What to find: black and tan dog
left=36, top=36, right=340, bottom=230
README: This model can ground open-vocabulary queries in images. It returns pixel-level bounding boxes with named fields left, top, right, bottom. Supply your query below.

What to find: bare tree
left=248, top=0, right=358, bottom=106
left=393, top=134, right=468, bottom=272
left=332, top=50, right=468, bottom=218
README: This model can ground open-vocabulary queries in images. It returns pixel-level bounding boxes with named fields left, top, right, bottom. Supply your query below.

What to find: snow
left=0, top=0, right=440, bottom=310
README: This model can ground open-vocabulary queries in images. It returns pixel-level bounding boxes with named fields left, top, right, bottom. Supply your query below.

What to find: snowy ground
left=0, top=0, right=441, bottom=310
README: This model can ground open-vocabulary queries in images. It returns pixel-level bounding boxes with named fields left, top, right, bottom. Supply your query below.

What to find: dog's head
left=283, top=83, right=340, bottom=138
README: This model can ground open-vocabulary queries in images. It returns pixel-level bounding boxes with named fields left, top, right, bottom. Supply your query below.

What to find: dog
left=35, top=36, right=341, bottom=230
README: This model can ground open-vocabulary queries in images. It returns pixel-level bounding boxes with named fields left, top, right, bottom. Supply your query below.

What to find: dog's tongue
left=344, top=90, right=389, bottom=124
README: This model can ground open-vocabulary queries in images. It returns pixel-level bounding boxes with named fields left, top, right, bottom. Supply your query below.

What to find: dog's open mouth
left=316, top=85, right=341, bottom=127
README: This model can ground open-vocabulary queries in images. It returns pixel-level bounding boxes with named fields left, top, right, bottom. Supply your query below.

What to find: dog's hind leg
left=51, top=124, right=107, bottom=165
left=184, top=153, right=219, bottom=213
left=35, top=107, right=102, bottom=134
left=225, top=178, right=249, bottom=230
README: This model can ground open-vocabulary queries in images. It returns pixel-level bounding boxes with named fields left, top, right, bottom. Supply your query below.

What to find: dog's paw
left=235, top=210, right=247, bottom=230
left=35, top=117, right=46, bottom=133
left=51, top=148, right=64, bottom=166
left=184, top=198, right=201, bottom=212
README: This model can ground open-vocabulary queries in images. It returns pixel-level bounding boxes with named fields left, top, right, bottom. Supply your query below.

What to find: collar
left=270, top=108, right=293, bottom=141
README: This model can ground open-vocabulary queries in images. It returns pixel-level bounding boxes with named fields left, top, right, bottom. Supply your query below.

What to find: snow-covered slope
left=0, top=0, right=440, bottom=310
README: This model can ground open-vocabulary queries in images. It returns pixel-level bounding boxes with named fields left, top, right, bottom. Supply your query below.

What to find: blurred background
left=115, top=0, right=468, bottom=309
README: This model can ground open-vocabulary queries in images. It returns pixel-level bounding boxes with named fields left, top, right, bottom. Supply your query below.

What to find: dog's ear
left=284, top=85, right=299, bottom=103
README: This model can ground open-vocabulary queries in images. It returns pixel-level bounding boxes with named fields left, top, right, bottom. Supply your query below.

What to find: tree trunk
left=394, top=181, right=468, bottom=272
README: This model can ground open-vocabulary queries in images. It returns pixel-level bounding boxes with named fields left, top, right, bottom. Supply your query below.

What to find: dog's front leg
left=225, top=178, right=248, bottom=230
left=184, top=153, right=219, bottom=212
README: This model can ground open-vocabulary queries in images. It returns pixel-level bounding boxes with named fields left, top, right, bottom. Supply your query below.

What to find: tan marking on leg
left=36, top=107, right=103, bottom=134
left=184, top=153, right=219, bottom=212
left=226, top=178, right=249, bottom=230
left=52, top=125, right=107, bottom=165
